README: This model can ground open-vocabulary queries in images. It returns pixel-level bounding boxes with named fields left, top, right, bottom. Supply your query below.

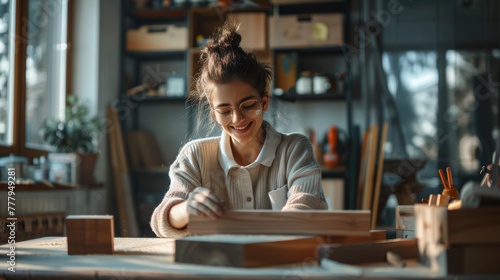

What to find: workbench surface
left=1, top=236, right=499, bottom=280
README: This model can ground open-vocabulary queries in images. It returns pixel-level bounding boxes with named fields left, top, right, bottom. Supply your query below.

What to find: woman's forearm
left=168, top=200, right=189, bottom=229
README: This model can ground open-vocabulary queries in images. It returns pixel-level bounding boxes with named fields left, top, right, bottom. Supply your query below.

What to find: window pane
left=446, top=50, right=500, bottom=175
left=382, top=51, right=439, bottom=180
left=25, top=0, right=68, bottom=149
left=0, top=1, right=15, bottom=146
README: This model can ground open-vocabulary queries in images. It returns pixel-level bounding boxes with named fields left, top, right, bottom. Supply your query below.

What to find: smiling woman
left=150, top=22, right=328, bottom=239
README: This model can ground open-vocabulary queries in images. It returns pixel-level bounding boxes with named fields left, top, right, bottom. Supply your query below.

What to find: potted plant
left=39, top=95, right=104, bottom=185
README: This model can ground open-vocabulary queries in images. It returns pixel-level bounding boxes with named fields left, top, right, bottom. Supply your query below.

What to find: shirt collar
left=218, top=121, right=282, bottom=175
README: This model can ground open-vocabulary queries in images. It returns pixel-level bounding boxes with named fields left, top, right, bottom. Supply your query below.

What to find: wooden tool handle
left=438, top=169, right=448, bottom=189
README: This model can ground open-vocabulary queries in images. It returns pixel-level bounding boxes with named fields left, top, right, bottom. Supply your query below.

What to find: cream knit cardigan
left=150, top=122, right=328, bottom=238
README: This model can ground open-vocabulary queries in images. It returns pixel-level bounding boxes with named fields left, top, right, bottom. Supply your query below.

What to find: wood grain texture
left=356, top=129, right=370, bottom=209
left=446, top=245, right=500, bottom=274
left=395, top=205, right=415, bottom=230
left=361, top=125, right=379, bottom=211
left=415, top=204, right=500, bottom=246
left=317, top=238, right=419, bottom=265
left=371, top=122, right=388, bottom=229
left=320, top=230, right=386, bottom=244
left=66, top=215, right=114, bottom=255
left=107, top=106, right=139, bottom=237
left=189, top=210, right=370, bottom=236
left=175, top=235, right=320, bottom=267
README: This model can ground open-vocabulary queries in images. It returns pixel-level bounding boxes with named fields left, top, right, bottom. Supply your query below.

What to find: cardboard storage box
left=269, top=13, right=343, bottom=48
left=127, top=24, right=188, bottom=51
left=227, top=13, right=267, bottom=50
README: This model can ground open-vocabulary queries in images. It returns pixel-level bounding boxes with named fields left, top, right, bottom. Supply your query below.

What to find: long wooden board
left=189, top=210, right=370, bottom=236
left=371, top=122, right=388, bottom=229
left=107, top=105, right=139, bottom=237
left=361, top=125, right=379, bottom=211
left=175, top=234, right=320, bottom=267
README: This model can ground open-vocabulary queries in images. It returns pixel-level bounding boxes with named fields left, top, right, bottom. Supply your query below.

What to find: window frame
left=0, top=0, right=73, bottom=161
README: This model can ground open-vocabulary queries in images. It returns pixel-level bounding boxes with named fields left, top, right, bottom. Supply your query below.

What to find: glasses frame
left=212, top=98, right=263, bottom=125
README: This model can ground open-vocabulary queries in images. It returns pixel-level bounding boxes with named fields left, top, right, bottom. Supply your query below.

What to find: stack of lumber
left=175, top=210, right=386, bottom=267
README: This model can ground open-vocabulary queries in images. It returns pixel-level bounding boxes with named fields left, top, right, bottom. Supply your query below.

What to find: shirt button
left=246, top=197, right=252, bottom=202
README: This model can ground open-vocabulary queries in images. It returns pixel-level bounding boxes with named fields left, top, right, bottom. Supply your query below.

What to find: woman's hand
left=187, top=187, right=225, bottom=218
left=168, top=187, right=224, bottom=230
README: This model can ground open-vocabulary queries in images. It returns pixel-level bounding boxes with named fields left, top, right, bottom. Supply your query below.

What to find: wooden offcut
left=189, top=210, right=370, bottom=236
left=66, top=215, right=114, bottom=255
left=175, top=234, right=320, bottom=267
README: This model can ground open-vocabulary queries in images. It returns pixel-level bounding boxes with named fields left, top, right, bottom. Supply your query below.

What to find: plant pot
left=78, top=153, right=98, bottom=186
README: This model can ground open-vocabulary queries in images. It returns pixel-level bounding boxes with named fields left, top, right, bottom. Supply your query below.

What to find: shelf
left=130, top=7, right=188, bottom=21
left=272, top=0, right=343, bottom=4
left=125, top=50, right=186, bottom=59
left=274, top=90, right=346, bottom=102
left=321, top=165, right=347, bottom=178
left=130, top=166, right=170, bottom=175
left=133, top=95, right=188, bottom=104
left=0, top=181, right=103, bottom=191
left=272, top=45, right=346, bottom=54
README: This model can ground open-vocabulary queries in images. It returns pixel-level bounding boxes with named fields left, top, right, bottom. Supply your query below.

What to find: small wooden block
left=175, top=235, right=321, bottom=267
left=66, top=215, right=114, bottom=255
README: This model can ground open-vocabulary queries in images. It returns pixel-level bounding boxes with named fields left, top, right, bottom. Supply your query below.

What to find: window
left=382, top=49, right=500, bottom=185
left=0, top=0, right=15, bottom=146
left=0, top=0, right=70, bottom=158
left=25, top=0, right=69, bottom=150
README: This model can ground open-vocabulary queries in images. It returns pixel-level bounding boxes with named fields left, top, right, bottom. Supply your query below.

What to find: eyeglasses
left=212, top=99, right=263, bottom=125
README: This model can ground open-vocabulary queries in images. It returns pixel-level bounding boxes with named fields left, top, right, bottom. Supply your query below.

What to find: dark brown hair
left=188, top=22, right=272, bottom=136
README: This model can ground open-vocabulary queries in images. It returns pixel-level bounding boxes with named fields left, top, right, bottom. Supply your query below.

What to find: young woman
left=150, top=23, right=327, bottom=238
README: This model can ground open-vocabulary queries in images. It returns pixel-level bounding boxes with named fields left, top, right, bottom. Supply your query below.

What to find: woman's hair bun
left=206, top=23, right=242, bottom=52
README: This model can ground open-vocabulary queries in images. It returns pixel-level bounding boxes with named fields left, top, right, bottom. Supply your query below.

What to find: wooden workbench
left=1, top=237, right=499, bottom=280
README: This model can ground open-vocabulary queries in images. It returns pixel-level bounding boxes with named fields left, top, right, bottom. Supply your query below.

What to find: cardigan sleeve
left=150, top=142, right=203, bottom=238
left=281, top=135, right=328, bottom=211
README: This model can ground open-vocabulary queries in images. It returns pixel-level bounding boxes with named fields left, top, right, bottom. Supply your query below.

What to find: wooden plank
left=107, top=105, right=139, bottom=237
left=361, top=125, right=379, bottom=211
left=189, top=210, right=370, bottom=236
left=317, top=238, right=419, bottom=265
left=371, top=122, right=388, bottom=229
left=175, top=234, right=320, bottom=267
left=356, top=129, right=369, bottom=209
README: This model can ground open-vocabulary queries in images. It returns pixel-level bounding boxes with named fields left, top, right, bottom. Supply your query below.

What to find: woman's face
left=210, top=79, right=268, bottom=146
